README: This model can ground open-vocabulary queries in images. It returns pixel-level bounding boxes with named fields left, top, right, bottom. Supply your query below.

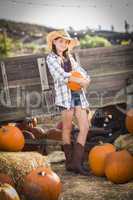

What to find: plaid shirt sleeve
left=74, top=65, right=91, bottom=81
left=69, top=54, right=91, bottom=81
left=46, top=54, right=71, bottom=83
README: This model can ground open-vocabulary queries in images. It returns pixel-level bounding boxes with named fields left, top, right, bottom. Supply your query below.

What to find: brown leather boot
left=63, top=144, right=73, bottom=171
left=71, top=143, right=90, bottom=176
left=81, top=151, right=90, bottom=173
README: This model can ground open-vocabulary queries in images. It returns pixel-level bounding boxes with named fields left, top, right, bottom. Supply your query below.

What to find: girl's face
left=53, top=37, right=69, bottom=53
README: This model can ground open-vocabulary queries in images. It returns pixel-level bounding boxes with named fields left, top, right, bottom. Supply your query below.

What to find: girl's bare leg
left=75, top=107, right=89, bottom=146
left=61, top=108, right=74, bottom=144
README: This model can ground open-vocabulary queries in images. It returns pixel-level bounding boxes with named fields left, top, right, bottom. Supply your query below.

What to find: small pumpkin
left=0, top=125, right=25, bottom=151
left=105, top=150, right=133, bottom=184
left=125, top=109, right=133, bottom=133
left=28, top=127, right=45, bottom=139
left=88, top=143, right=116, bottom=176
left=45, top=128, right=62, bottom=141
left=0, top=173, right=14, bottom=187
left=22, top=167, right=62, bottom=200
left=16, top=120, right=45, bottom=139
left=0, top=183, right=20, bottom=200
left=67, top=71, right=83, bottom=91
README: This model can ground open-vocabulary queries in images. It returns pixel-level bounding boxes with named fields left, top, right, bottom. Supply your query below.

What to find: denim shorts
left=58, top=91, right=81, bottom=112
left=71, top=91, right=81, bottom=107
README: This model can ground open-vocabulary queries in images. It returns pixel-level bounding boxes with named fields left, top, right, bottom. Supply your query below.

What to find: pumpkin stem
left=38, top=171, right=47, bottom=176
left=99, top=141, right=104, bottom=145
left=1, top=127, right=8, bottom=133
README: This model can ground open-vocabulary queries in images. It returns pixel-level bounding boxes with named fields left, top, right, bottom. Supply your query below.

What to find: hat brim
left=47, top=31, right=80, bottom=51
left=61, top=36, right=80, bottom=50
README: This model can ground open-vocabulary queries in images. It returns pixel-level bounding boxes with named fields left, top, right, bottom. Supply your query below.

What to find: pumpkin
left=16, top=119, right=45, bottom=139
left=28, top=127, right=45, bottom=139
left=126, top=109, right=133, bottom=133
left=0, top=183, right=20, bottom=200
left=67, top=71, right=83, bottom=91
left=88, top=143, right=116, bottom=176
left=22, top=167, right=62, bottom=200
left=45, top=128, right=62, bottom=141
left=105, top=150, right=133, bottom=184
left=0, top=173, right=14, bottom=187
left=0, top=125, right=25, bottom=151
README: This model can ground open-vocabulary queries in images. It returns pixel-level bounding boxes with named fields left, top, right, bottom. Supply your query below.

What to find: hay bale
left=0, top=152, right=50, bottom=191
left=48, top=151, right=65, bottom=164
left=114, top=134, right=133, bottom=155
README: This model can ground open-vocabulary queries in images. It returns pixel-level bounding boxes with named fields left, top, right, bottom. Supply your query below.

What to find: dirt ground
left=48, top=151, right=133, bottom=200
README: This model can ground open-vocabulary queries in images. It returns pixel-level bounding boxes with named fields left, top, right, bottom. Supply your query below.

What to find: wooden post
left=37, top=57, right=49, bottom=91
left=0, top=61, right=11, bottom=106
left=126, top=76, right=133, bottom=109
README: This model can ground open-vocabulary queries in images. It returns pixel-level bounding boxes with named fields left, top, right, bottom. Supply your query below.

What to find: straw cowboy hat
left=46, top=30, right=80, bottom=51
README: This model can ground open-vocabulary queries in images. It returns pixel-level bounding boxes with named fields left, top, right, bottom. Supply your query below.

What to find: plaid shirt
left=46, top=52, right=90, bottom=109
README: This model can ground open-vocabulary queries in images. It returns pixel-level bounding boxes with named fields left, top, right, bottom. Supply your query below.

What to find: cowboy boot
left=72, top=141, right=89, bottom=173
left=63, top=144, right=73, bottom=171
left=71, top=143, right=90, bottom=176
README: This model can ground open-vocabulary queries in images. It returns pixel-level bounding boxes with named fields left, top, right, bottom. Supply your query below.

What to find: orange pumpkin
left=105, top=150, right=133, bottom=184
left=0, top=173, right=14, bottom=187
left=0, top=125, right=25, bottom=151
left=0, top=183, right=20, bottom=200
left=67, top=71, right=83, bottom=91
left=126, top=109, right=133, bottom=133
left=22, top=167, right=62, bottom=200
left=88, top=143, right=116, bottom=176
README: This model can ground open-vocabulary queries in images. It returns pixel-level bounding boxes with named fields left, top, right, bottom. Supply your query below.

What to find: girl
left=46, top=30, right=91, bottom=176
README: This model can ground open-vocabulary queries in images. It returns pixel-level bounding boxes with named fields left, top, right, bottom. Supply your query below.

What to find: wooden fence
left=0, top=45, right=133, bottom=123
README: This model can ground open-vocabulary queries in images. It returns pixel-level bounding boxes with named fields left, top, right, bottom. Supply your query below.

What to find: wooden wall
left=0, top=45, right=133, bottom=122
left=76, top=45, right=133, bottom=107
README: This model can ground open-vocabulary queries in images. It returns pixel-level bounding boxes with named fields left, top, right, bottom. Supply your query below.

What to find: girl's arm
left=69, top=54, right=90, bottom=81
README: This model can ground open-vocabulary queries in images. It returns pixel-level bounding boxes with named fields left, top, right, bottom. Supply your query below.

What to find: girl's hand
left=79, top=78, right=90, bottom=88
left=68, top=75, right=83, bottom=83
left=68, top=72, right=91, bottom=89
